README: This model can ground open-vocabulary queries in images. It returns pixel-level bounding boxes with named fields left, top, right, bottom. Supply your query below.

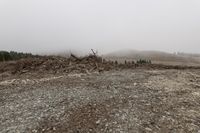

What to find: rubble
left=0, top=54, right=114, bottom=77
left=1, top=53, right=200, bottom=81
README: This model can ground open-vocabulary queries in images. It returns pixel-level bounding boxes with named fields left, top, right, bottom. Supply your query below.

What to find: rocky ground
left=0, top=68, right=200, bottom=133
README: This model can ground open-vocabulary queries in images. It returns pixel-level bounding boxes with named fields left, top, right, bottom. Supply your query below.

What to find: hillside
left=104, top=50, right=200, bottom=66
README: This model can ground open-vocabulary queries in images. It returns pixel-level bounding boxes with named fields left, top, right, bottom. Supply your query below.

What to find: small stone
left=32, top=129, right=38, bottom=133
left=96, top=120, right=100, bottom=124
left=145, top=127, right=152, bottom=131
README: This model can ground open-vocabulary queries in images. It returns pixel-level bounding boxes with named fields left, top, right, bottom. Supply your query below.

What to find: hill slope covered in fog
left=104, top=50, right=200, bottom=66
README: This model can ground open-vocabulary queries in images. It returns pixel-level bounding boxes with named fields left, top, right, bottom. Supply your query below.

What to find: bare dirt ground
left=0, top=68, right=200, bottom=133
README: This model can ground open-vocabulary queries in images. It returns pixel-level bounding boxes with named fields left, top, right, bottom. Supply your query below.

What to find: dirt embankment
left=0, top=55, right=113, bottom=80
left=1, top=55, right=200, bottom=82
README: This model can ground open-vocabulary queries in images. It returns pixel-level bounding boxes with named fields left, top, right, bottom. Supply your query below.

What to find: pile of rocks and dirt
left=1, top=52, right=200, bottom=80
left=0, top=54, right=115, bottom=76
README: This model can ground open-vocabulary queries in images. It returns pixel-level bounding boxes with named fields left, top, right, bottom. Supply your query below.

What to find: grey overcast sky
left=0, top=0, right=200, bottom=54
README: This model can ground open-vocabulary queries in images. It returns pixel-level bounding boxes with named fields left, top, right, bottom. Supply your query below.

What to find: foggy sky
left=0, top=0, right=200, bottom=54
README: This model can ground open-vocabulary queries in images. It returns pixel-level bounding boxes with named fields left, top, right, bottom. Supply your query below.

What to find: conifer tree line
left=0, top=51, right=36, bottom=61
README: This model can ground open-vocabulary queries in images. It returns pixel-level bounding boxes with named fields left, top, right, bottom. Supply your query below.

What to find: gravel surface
left=0, top=69, right=200, bottom=133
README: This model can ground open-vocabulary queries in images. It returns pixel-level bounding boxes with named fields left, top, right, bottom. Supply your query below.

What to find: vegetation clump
left=136, top=59, right=151, bottom=64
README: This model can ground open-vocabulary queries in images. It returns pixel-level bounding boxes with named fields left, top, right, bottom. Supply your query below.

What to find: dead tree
left=91, top=49, right=98, bottom=56
left=70, top=54, right=81, bottom=61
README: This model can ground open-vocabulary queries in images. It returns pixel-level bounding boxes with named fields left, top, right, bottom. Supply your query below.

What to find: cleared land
left=0, top=57, right=200, bottom=133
